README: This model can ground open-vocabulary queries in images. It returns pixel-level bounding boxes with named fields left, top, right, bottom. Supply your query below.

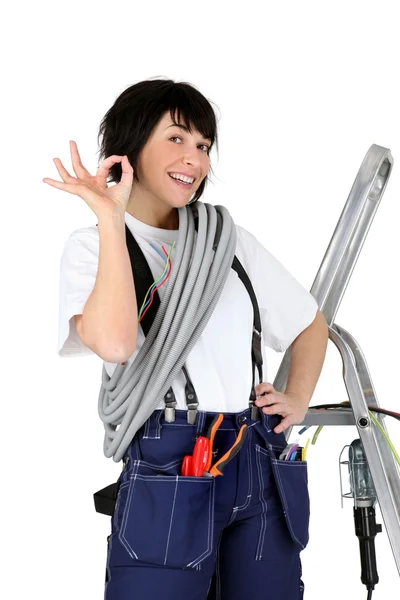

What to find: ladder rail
left=273, top=144, right=393, bottom=402
left=330, top=325, right=400, bottom=574
left=269, top=143, right=400, bottom=575
left=335, top=324, right=400, bottom=498
left=313, top=146, right=393, bottom=327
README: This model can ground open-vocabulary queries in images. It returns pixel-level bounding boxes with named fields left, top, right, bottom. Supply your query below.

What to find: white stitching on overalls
left=104, top=530, right=113, bottom=596
left=155, top=410, right=162, bottom=438
left=164, top=476, right=179, bottom=564
left=216, top=421, right=257, bottom=432
left=227, top=506, right=238, bottom=526
left=186, top=477, right=215, bottom=568
left=114, top=480, right=129, bottom=530
left=232, top=425, right=253, bottom=513
left=132, top=458, right=182, bottom=471
left=267, top=444, right=306, bottom=549
left=143, top=418, right=151, bottom=439
left=119, top=461, right=140, bottom=559
left=264, top=413, right=272, bottom=432
left=142, top=411, right=162, bottom=439
left=120, top=467, right=214, bottom=566
left=215, top=529, right=224, bottom=600
left=255, top=445, right=268, bottom=560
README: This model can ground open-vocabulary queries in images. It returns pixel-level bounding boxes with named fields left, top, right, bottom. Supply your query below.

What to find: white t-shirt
left=57, top=210, right=319, bottom=413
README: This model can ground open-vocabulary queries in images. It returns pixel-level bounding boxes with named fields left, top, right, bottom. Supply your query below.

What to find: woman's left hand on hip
left=254, top=382, right=309, bottom=434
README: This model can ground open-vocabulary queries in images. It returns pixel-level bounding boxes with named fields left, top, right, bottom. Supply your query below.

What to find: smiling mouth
left=168, top=174, right=194, bottom=187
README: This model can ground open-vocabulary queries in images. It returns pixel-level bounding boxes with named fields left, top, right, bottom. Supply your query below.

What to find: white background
left=2, top=0, right=400, bottom=598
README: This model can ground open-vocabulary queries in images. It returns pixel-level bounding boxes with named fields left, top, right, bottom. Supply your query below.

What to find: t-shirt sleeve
left=236, top=226, right=319, bottom=353
left=57, top=230, right=100, bottom=357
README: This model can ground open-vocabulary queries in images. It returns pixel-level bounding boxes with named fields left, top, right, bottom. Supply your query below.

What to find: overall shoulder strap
left=95, top=222, right=160, bottom=337
left=123, top=223, right=263, bottom=375
left=124, top=224, right=160, bottom=337
left=231, top=256, right=263, bottom=366
left=231, top=256, right=264, bottom=395
left=99, top=221, right=264, bottom=422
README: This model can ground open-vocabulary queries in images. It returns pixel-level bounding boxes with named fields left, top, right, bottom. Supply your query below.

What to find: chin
left=168, top=195, right=195, bottom=208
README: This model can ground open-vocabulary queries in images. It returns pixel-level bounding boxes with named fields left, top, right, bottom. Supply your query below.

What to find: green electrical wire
left=306, top=405, right=400, bottom=468
left=138, top=241, right=175, bottom=320
left=311, top=425, right=324, bottom=445
left=369, top=409, right=400, bottom=467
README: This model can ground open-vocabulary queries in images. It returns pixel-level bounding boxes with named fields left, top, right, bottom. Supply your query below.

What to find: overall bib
left=102, top=225, right=310, bottom=599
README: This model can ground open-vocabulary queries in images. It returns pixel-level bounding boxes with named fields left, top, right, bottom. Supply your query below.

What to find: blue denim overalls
left=103, top=229, right=310, bottom=599
left=104, top=407, right=310, bottom=599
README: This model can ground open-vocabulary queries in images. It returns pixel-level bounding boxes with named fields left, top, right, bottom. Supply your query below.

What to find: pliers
left=181, top=413, right=248, bottom=477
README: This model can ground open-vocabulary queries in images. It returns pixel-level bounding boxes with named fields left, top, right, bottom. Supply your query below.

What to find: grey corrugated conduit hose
left=98, top=201, right=237, bottom=462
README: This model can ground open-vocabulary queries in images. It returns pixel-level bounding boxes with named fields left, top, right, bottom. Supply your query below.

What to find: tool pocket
left=267, top=444, right=310, bottom=551
left=117, top=459, right=216, bottom=569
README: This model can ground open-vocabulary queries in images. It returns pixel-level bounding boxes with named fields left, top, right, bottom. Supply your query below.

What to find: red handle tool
left=181, top=436, right=210, bottom=476
left=181, top=412, right=248, bottom=478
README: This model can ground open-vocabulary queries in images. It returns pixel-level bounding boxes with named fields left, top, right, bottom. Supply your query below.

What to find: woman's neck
left=126, top=201, right=179, bottom=230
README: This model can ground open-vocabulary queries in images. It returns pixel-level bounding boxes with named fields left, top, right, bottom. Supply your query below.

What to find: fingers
left=43, top=142, right=87, bottom=190
left=96, top=154, right=129, bottom=180
left=255, top=381, right=275, bottom=397
left=119, top=155, right=134, bottom=188
left=273, top=416, right=292, bottom=434
left=69, top=140, right=92, bottom=179
left=53, top=157, right=77, bottom=184
left=42, top=176, right=83, bottom=196
left=43, top=143, right=134, bottom=202
left=42, top=156, right=79, bottom=193
left=259, top=402, right=285, bottom=414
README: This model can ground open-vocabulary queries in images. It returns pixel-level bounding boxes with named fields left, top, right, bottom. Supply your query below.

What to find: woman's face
left=133, top=110, right=211, bottom=211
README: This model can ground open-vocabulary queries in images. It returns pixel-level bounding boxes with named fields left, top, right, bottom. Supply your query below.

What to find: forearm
left=284, top=310, right=329, bottom=406
left=82, top=210, right=138, bottom=362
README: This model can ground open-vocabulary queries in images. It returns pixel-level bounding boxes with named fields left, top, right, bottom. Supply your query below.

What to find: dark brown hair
left=97, top=77, right=220, bottom=203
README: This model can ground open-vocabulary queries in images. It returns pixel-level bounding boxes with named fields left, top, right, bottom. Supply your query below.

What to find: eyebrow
left=166, top=123, right=211, bottom=143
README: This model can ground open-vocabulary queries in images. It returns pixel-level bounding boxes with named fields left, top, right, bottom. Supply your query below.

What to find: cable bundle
left=299, top=401, right=400, bottom=466
left=97, top=201, right=237, bottom=463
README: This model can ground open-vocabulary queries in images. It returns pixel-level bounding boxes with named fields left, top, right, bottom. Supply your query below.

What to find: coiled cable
left=97, top=201, right=237, bottom=462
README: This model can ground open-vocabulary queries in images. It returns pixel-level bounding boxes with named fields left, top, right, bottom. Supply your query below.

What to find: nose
left=182, top=155, right=200, bottom=170
left=181, top=145, right=202, bottom=168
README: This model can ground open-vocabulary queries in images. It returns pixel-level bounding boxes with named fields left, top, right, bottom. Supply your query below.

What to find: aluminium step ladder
left=272, top=144, right=400, bottom=575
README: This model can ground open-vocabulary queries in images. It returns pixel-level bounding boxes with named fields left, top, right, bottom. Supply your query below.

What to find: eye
left=199, top=143, right=211, bottom=153
left=169, top=137, right=210, bottom=153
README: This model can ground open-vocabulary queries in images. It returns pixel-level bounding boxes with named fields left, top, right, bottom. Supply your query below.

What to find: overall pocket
left=267, top=444, right=310, bottom=551
left=117, top=459, right=216, bottom=569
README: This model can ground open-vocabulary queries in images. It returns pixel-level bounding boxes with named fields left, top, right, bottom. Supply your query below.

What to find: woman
left=45, top=78, right=327, bottom=599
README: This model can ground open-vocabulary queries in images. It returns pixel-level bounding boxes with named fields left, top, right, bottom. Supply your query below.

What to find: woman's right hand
left=43, top=140, right=134, bottom=217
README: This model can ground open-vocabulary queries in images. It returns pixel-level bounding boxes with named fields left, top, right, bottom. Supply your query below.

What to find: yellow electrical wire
left=311, top=425, right=323, bottom=445
left=138, top=241, right=175, bottom=319
left=302, top=438, right=311, bottom=461
left=368, top=410, right=400, bottom=467
left=303, top=403, right=400, bottom=468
